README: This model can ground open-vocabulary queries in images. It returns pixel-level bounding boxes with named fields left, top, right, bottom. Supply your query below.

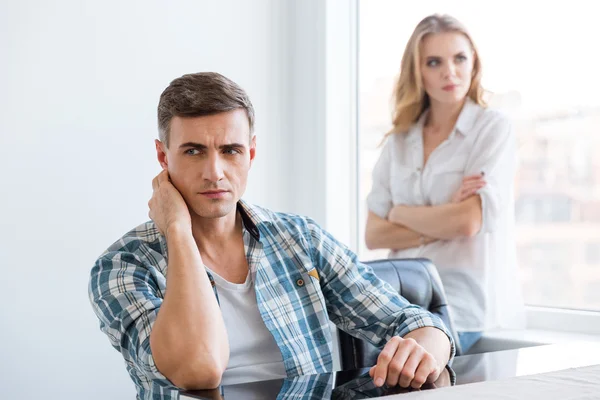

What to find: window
left=357, top=0, right=600, bottom=311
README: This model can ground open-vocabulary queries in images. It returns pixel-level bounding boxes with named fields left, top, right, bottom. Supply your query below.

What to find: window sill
left=467, top=328, right=600, bottom=355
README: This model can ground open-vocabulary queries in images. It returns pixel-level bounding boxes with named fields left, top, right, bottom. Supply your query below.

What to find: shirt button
left=296, top=279, right=305, bottom=287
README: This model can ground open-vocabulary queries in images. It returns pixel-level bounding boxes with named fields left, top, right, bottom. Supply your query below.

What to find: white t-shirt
left=205, top=266, right=287, bottom=386
left=367, top=99, right=525, bottom=332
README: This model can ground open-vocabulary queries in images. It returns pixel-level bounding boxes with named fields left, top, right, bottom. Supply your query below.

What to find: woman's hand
left=451, top=173, right=486, bottom=203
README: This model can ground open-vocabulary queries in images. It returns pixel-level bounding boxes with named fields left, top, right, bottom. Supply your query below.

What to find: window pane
left=358, top=0, right=600, bottom=311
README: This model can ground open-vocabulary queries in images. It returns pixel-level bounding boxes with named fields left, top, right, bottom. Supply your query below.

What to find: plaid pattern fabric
left=89, top=200, right=455, bottom=399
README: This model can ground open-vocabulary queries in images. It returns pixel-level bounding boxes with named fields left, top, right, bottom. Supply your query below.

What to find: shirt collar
left=155, top=199, right=262, bottom=274
left=237, top=200, right=261, bottom=241
left=454, top=98, right=479, bottom=136
left=406, top=98, right=480, bottom=143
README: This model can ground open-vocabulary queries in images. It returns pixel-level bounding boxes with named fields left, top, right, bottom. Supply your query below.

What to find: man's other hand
left=369, top=336, right=442, bottom=389
left=148, top=169, right=191, bottom=236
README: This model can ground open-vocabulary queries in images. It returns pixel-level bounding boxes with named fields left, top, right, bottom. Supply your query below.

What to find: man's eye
left=185, top=149, right=200, bottom=155
left=224, top=148, right=240, bottom=155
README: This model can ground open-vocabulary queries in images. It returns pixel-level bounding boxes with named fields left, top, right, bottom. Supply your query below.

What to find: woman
left=365, top=14, right=524, bottom=354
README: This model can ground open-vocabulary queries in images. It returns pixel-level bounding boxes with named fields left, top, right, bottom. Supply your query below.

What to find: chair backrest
left=338, top=257, right=461, bottom=370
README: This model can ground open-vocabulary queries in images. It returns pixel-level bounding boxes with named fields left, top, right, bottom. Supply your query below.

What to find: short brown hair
left=157, top=72, right=255, bottom=147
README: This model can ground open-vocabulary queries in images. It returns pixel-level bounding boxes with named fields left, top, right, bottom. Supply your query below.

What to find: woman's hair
left=386, top=14, right=485, bottom=138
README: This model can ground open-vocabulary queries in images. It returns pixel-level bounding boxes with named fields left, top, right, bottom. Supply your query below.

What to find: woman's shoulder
left=465, top=104, right=516, bottom=151
left=378, top=129, right=402, bottom=149
left=463, top=100, right=513, bottom=141
left=471, top=100, right=511, bottom=128
left=389, top=120, right=423, bottom=144
left=378, top=130, right=414, bottom=158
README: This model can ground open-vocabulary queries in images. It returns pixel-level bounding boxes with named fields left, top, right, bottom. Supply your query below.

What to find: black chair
left=338, top=258, right=461, bottom=371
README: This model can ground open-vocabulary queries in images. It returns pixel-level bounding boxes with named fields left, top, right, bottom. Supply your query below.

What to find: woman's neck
left=425, top=98, right=466, bottom=132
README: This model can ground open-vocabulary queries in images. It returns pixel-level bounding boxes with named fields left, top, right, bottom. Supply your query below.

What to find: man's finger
left=384, top=344, right=412, bottom=387
left=157, top=169, right=169, bottom=184
left=373, top=337, right=400, bottom=387
left=427, top=365, right=447, bottom=385
left=152, top=169, right=169, bottom=191
left=411, top=354, right=437, bottom=389
left=398, top=348, right=423, bottom=388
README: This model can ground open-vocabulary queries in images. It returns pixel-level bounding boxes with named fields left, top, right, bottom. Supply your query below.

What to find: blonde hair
left=386, top=14, right=486, bottom=139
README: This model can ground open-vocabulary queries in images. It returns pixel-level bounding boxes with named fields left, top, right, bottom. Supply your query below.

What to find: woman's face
left=420, top=32, right=475, bottom=106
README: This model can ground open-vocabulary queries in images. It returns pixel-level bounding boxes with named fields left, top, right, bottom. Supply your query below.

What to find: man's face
left=156, top=109, right=255, bottom=219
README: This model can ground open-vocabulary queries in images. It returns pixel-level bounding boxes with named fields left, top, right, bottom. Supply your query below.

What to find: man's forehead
left=169, top=112, right=250, bottom=145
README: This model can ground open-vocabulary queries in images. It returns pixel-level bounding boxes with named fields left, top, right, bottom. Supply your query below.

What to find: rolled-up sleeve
left=367, top=137, right=394, bottom=219
left=306, top=219, right=456, bottom=360
left=466, top=115, right=517, bottom=234
left=88, top=251, right=174, bottom=387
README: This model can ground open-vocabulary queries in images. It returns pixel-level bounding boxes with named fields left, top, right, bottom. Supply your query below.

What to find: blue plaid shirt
left=89, top=201, right=455, bottom=399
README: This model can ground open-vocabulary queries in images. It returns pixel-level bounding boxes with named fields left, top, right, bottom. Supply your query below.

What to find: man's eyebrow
left=179, top=142, right=208, bottom=150
left=220, top=143, right=246, bottom=149
left=178, top=142, right=247, bottom=150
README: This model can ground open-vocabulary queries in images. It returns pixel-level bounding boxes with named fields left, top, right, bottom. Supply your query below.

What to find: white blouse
left=367, top=99, right=525, bottom=332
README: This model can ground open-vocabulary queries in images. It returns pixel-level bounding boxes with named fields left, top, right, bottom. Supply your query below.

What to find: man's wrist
left=165, top=222, right=192, bottom=239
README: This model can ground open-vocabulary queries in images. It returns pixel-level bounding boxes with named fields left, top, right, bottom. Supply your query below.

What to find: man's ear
left=249, top=135, right=257, bottom=166
left=155, top=139, right=168, bottom=169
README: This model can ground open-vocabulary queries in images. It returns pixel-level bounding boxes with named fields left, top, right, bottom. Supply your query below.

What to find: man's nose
left=202, top=153, right=225, bottom=182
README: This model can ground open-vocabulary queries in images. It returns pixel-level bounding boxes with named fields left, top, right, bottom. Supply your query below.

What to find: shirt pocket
left=390, top=164, right=417, bottom=205
left=287, top=241, right=327, bottom=311
left=429, top=157, right=468, bottom=205
left=284, top=254, right=330, bottom=343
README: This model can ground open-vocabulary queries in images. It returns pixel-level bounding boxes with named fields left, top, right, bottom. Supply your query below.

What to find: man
left=88, top=72, right=455, bottom=400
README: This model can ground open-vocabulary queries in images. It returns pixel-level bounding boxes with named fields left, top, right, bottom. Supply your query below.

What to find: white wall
left=0, top=1, right=299, bottom=398
left=287, top=0, right=358, bottom=247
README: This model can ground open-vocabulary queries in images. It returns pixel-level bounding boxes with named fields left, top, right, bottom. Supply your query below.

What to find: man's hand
left=148, top=169, right=191, bottom=236
left=369, top=336, right=442, bottom=389
left=451, top=173, right=486, bottom=203
left=430, top=366, right=452, bottom=389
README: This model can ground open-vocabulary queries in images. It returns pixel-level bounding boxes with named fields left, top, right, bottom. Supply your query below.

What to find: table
left=180, top=341, right=600, bottom=399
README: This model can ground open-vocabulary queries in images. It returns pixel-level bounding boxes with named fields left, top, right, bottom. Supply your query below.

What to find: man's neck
left=191, top=209, right=243, bottom=255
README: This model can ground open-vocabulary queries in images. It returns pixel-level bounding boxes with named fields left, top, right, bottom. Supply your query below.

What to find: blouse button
left=296, top=279, right=305, bottom=287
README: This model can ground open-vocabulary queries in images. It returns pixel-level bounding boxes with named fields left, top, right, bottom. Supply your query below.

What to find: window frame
left=322, top=0, right=600, bottom=334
